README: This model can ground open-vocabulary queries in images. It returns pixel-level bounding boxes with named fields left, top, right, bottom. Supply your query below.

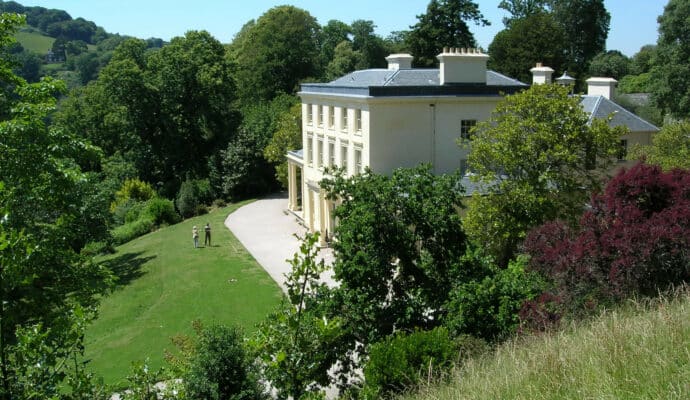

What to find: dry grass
left=403, top=288, right=690, bottom=400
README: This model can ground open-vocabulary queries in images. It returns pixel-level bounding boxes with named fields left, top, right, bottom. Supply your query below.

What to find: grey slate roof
left=302, top=68, right=528, bottom=97
left=580, top=95, right=659, bottom=132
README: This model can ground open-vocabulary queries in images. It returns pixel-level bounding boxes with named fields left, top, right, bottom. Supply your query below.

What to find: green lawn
left=15, top=30, right=54, bottom=53
left=85, top=203, right=284, bottom=387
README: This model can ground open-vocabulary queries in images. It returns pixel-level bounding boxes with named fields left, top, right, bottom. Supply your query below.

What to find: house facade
left=286, top=49, right=658, bottom=245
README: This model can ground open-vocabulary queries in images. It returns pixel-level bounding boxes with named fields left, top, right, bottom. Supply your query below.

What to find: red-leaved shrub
left=524, top=163, right=690, bottom=317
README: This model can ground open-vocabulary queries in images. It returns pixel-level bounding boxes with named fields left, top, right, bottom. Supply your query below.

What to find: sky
left=16, top=1, right=667, bottom=57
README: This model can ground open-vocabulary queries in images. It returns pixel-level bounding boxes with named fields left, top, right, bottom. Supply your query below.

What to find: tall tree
left=464, top=84, right=624, bottom=264
left=588, top=50, right=631, bottom=80
left=629, top=120, right=690, bottom=170
left=407, top=0, right=490, bottom=67
left=231, top=6, right=322, bottom=102
left=320, top=19, right=352, bottom=67
left=498, top=0, right=549, bottom=26
left=350, top=20, right=388, bottom=68
left=651, top=0, right=690, bottom=118
left=488, top=11, right=566, bottom=84
left=0, top=13, right=111, bottom=397
left=550, top=0, right=610, bottom=79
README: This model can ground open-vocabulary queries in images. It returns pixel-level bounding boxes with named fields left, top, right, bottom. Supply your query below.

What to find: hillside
left=84, top=203, right=284, bottom=387
left=404, top=290, right=690, bottom=400
left=15, top=28, right=53, bottom=53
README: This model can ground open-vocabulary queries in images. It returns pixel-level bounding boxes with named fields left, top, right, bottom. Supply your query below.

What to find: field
left=15, top=29, right=54, bottom=53
left=404, top=290, right=690, bottom=400
left=84, top=203, right=284, bottom=387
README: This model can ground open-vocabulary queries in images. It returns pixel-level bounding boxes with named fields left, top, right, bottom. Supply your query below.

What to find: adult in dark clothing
left=204, top=223, right=211, bottom=246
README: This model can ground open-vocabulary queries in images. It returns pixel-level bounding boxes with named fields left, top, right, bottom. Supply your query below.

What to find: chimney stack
left=436, top=47, right=489, bottom=85
left=586, top=77, right=617, bottom=99
left=530, top=62, right=555, bottom=85
left=385, top=53, right=414, bottom=70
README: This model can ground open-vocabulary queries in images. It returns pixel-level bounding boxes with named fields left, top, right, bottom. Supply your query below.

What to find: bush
left=443, top=254, right=545, bottom=342
left=111, top=217, right=155, bottom=245
left=525, top=163, right=690, bottom=317
left=143, top=197, right=180, bottom=225
left=176, top=179, right=213, bottom=219
left=80, top=241, right=114, bottom=257
left=362, top=327, right=468, bottom=399
left=110, top=178, right=156, bottom=212
left=184, top=324, right=264, bottom=400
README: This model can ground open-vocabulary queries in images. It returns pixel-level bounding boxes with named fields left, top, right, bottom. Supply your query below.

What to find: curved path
left=224, top=193, right=335, bottom=293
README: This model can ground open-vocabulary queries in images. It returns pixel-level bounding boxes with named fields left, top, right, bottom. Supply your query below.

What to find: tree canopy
left=488, top=11, right=566, bottom=84
left=651, top=0, right=690, bottom=118
left=407, top=0, right=490, bottom=67
left=464, top=84, right=624, bottom=264
left=629, top=120, right=690, bottom=170
left=230, top=5, right=322, bottom=102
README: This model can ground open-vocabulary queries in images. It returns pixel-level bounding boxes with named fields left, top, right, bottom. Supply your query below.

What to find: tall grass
left=403, top=288, right=690, bottom=400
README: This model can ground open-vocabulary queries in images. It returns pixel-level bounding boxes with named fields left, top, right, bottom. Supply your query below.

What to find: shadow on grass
left=101, top=251, right=156, bottom=289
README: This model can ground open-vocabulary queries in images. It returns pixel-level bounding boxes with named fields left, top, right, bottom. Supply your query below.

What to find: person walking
left=204, top=223, right=211, bottom=247
left=192, top=225, right=199, bottom=248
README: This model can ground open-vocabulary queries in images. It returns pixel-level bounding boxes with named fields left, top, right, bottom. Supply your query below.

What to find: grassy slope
left=405, top=292, right=690, bottom=400
left=84, top=203, right=284, bottom=387
left=15, top=30, right=54, bottom=53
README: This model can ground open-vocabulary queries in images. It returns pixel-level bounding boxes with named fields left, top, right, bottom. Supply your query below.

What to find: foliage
left=184, top=324, right=264, bottom=400
left=350, top=19, right=388, bottom=68
left=111, top=178, right=156, bottom=212
left=525, top=163, right=690, bottom=316
left=320, top=165, right=466, bottom=355
left=362, top=327, right=464, bottom=399
left=651, top=0, right=690, bottom=118
left=629, top=120, right=690, bottom=170
left=319, top=19, right=352, bottom=66
left=443, top=253, right=545, bottom=341
left=251, top=233, right=342, bottom=399
left=464, top=83, right=623, bottom=264
left=588, top=50, right=630, bottom=80
left=324, top=41, right=366, bottom=81
left=176, top=179, right=213, bottom=219
left=617, top=72, right=652, bottom=93
left=230, top=5, right=322, bottom=102
left=111, top=217, right=155, bottom=245
left=631, top=44, right=657, bottom=75
left=488, top=11, right=566, bottom=84
left=407, top=0, right=490, bottom=67
left=264, top=102, right=302, bottom=188
left=550, top=0, right=610, bottom=79
left=498, top=0, right=549, bottom=26
left=0, top=14, right=112, bottom=397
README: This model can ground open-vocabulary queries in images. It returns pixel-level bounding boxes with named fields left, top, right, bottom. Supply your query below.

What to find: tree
left=264, top=102, right=302, bottom=188
left=550, top=0, right=610, bottom=79
left=488, top=11, right=566, bottom=84
left=629, top=120, right=690, bottom=170
left=324, top=41, right=366, bottom=81
left=320, top=165, right=467, bottom=351
left=231, top=6, right=322, bottom=102
left=525, top=163, right=690, bottom=315
left=464, top=84, right=624, bottom=264
left=498, top=0, right=549, bottom=26
left=350, top=20, right=388, bottom=68
left=407, top=0, right=490, bottom=67
left=251, top=233, right=342, bottom=400
left=651, top=0, right=690, bottom=118
left=0, top=13, right=112, bottom=397
left=185, top=324, right=265, bottom=400
left=588, top=50, right=631, bottom=80
left=320, top=19, right=351, bottom=66
left=631, top=44, right=657, bottom=75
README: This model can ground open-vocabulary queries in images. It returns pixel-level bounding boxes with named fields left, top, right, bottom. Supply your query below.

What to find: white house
left=286, top=49, right=658, bottom=245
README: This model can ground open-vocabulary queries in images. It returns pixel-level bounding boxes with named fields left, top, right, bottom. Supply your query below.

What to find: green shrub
left=443, top=254, right=545, bottom=342
left=176, top=179, right=213, bottom=218
left=112, top=217, right=155, bottom=245
left=184, top=324, right=265, bottom=400
left=143, top=198, right=180, bottom=225
left=124, top=200, right=148, bottom=224
left=80, top=241, right=114, bottom=257
left=362, top=327, right=462, bottom=399
left=110, top=178, right=156, bottom=212
left=111, top=198, right=136, bottom=226
left=212, top=198, right=227, bottom=208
